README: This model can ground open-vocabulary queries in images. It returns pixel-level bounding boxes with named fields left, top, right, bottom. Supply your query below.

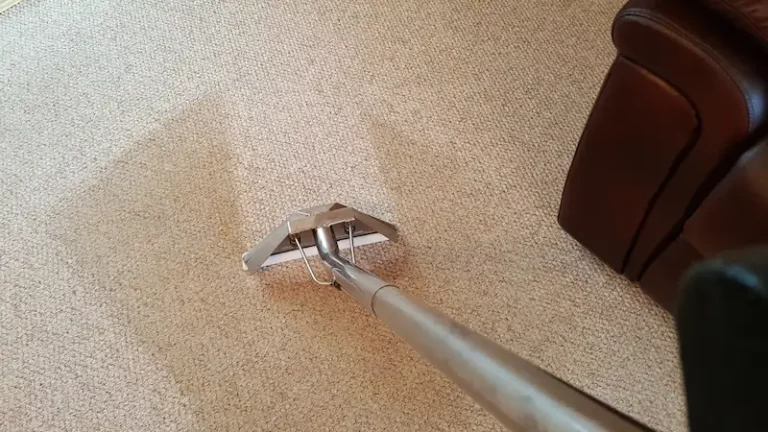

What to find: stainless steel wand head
left=241, top=203, right=398, bottom=272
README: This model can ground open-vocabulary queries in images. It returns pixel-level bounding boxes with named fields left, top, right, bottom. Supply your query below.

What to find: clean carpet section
left=1, top=1, right=684, bottom=431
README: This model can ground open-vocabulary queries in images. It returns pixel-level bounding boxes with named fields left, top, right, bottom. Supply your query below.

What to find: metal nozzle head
left=241, top=203, right=397, bottom=272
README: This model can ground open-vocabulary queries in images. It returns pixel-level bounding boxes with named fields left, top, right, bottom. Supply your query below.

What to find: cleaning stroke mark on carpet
left=48, top=97, right=258, bottom=429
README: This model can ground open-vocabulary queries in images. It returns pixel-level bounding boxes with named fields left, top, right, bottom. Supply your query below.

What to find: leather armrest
left=614, top=0, right=767, bottom=130
left=559, top=56, right=699, bottom=272
left=612, top=0, right=768, bottom=278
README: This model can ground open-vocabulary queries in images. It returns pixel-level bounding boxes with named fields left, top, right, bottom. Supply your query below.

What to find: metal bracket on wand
left=290, top=221, right=358, bottom=287
left=291, top=235, right=334, bottom=286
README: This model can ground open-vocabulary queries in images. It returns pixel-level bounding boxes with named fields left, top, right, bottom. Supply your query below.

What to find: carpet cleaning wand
left=243, top=204, right=648, bottom=432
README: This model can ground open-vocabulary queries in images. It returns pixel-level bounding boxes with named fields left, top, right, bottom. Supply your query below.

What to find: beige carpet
left=0, top=0, right=685, bottom=431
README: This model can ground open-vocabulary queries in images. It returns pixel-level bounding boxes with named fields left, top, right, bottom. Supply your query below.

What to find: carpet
left=0, top=0, right=685, bottom=430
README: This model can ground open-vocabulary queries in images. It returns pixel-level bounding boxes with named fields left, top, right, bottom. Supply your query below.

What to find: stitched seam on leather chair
left=621, top=101, right=703, bottom=274
left=612, top=10, right=760, bottom=278
left=608, top=56, right=703, bottom=275
left=636, top=131, right=766, bottom=280
left=614, top=9, right=755, bottom=129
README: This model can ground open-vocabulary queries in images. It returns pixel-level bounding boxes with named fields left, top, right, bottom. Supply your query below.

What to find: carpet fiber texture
left=1, top=1, right=685, bottom=431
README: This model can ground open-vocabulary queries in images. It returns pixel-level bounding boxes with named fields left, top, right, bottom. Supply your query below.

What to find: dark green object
left=678, top=247, right=768, bottom=432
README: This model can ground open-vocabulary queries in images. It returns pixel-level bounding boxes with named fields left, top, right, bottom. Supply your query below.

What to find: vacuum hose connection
left=313, top=226, right=393, bottom=313
left=312, top=226, right=648, bottom=432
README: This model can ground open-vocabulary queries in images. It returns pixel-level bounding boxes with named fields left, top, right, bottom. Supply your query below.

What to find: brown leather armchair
left=558, top=0, right=768, bottom=312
